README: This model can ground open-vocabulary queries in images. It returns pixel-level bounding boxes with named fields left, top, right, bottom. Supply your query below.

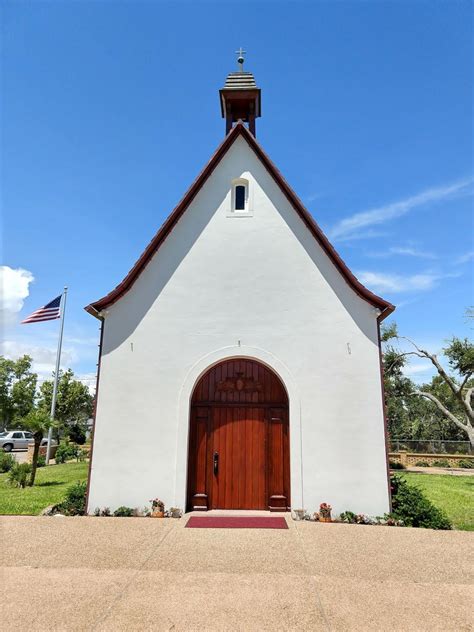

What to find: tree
left=68, top=423, right=87, bottom=445
left=381, top=344, right=415, bottom=438
left=0, top=355, right=37, bottom=428
left=0, top=357, right=15, bottom=427
left=11, top=356, right=38, bottom=420
left=23, top=409, right=53, bottom=486
left=384, top=325, right=474, bottom=447
left=38, top=369, right=93, bottom=438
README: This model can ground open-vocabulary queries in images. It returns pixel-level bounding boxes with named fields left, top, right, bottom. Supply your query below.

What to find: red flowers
left=150, top=498, right=165, bottom=511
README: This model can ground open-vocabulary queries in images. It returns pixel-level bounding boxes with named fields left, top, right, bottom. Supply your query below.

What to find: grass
left=401, top=472, right=474, bottom=531
left=0, top=461, right=89, bottom=515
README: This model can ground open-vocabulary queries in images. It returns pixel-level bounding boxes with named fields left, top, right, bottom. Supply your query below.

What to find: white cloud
left=329, top=177, right=473, bottom=241
left=367, top=246, right=437, bottom=259
left=332, top=229, right=389, bottom=243
left=394, top=297, right=423, bottom=310
left=390, top=246, right=436, bottom=259
left=356, top=270, right=460, bottom=294
left=65, top=336, right=99, bottom=347
left=402, top=363, right=435, bottom=385
left=306, top=191, right=326, bottom=202
left=0, top=266, right=34, bottom=327
left=76, top=373, right=97, bottom=395
left=454, top=250, right=474, bottom=265
left=403, top=364, right=432, bottom=376
left=0, top=339, right=75, bottom=380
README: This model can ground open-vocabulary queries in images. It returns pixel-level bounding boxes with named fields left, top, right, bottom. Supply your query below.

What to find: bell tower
left=220, top=49, right=261, bottom=137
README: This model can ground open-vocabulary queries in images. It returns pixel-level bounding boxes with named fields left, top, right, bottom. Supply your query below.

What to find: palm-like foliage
left=23, top=409, right=53, bottom=486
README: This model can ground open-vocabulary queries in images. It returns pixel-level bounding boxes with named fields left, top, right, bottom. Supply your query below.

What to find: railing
left=389, top=452, right=473, bottom=468
left=389, top=439, right=472, bottom=455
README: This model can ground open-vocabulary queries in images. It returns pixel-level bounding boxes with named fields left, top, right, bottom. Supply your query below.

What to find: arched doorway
left=187, top=358, right=290, bottom=511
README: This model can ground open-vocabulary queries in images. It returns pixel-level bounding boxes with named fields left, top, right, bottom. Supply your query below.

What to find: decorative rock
left=40, top=505, right=56, bottom=516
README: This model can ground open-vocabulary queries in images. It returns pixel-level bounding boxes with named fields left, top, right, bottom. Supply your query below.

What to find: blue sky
left=2, top=1, right=473, bottom=389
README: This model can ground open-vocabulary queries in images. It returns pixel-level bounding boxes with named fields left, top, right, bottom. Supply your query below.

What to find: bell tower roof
left=222, top=71, right=259, bottom=91
left=220, top=49, right=261, bottom=137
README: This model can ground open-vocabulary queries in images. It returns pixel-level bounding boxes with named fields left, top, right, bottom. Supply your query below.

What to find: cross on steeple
left=235, top=47, right=246, bottom=71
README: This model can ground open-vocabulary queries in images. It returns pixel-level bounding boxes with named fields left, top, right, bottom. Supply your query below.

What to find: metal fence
left=389, top=439, right=472, bottom=455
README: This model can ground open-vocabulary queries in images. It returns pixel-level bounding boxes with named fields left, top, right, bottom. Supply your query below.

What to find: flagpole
left=46, top=287, right=68, bottom=464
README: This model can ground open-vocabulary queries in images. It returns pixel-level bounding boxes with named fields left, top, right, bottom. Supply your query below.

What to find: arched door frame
left=173, top=344, right=303, bottom=511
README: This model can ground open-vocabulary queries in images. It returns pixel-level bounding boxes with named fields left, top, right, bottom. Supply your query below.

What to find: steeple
left=220, top=49, right=261, bottom=137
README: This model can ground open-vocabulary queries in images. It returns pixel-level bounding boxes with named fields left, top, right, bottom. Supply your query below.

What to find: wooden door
left=187, top=359, right=290, bottom=511
left=210, top=406, right=266, bottom=510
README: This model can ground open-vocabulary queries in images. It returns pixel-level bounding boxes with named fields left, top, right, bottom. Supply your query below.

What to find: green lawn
left=0, top=461, right=89, bottom=515
left=401, top=472, right=474, bottom=531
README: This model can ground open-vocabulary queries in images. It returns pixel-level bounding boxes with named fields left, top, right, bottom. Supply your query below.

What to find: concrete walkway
left=1, top=515, right=472, bottom=631
left=11, top=449, right=29, bottom=464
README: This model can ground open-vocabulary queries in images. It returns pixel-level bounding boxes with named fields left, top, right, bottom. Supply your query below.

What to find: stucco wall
left=87, top=136, right=390, bottom=517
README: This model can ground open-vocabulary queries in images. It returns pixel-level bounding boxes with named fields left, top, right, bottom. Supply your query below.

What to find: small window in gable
left=235, top=185, right=246, bottom=210
left=230, top=178, right=251, bottom=215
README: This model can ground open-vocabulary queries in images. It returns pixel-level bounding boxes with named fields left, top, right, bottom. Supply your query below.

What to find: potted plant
left=150, top=498, right=165, bottom=518
left=319, top=502, right=332, bottom=522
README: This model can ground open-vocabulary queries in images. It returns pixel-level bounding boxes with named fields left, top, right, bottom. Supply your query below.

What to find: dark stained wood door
left=187, top=359, right=290, bottom=511
left=211, top=406, right=267, bottom=509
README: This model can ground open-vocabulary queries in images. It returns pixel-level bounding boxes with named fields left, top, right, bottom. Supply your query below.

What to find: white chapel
left=86, top=54, right=394, bottom=517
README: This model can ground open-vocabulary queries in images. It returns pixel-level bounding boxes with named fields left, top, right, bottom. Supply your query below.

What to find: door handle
left=213, top=451, right=219, bottom=475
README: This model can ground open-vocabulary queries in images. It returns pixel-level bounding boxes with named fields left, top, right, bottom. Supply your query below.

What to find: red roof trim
left=85, top=123, right=394, bottom=320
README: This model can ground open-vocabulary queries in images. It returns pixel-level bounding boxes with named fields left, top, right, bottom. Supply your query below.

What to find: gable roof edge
left=85, top=123, right=394, bottom=321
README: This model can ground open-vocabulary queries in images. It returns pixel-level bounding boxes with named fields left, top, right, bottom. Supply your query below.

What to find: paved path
left=11, top=449, right=29, bottom=463
left=1, top=515, right=472, bottom=631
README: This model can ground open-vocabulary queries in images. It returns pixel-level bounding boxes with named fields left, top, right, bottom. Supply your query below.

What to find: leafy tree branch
left=382, top=323, right=474, bottom=447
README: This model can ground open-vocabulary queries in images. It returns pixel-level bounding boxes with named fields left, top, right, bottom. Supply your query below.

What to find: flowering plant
left=149, top=498, right=165, bottom=512
left=319, top=503, right=332, bottom=518
left=338, top=510, right=404, bottom=527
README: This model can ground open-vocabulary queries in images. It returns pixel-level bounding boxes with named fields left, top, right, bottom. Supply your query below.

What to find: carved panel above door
left=216, top=372, right=263, bottom=394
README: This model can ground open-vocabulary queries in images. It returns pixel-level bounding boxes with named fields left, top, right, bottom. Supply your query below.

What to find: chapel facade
left=85, top=55, right=394, bottom=517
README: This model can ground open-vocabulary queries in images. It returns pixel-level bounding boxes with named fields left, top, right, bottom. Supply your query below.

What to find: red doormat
left=185, top=516, right=288, bottom=529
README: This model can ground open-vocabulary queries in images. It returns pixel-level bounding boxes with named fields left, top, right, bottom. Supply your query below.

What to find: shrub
left=76, top=448, right=87, bottom=462
left=339, top=511, right=403, bottom=527
left=354, top=514, right=376, bottom=525
left=415, top=460, right=430, bottom=467
left=431, top=459, right=450, bottom=468
left=55, top=481, right=87, bottom=516
left=55, top=443, right=78, bottom=464
left=68, top=424, right=86, bottom=445
left=457, top=459, right=474, bottom=469
left=390, top=474, right=452, bottom=530
left=389, top=460, right=405, bottom=470
left=383, top=513, right=404, bottom=527
left=0, top=451, right=16, bottom=473
left=7, top=463, right=32, bottom=488
left=339, top=510, right=356, bottom=523
left=113, top=506, right=135, bottom=517
left=37, top=454, right=46, bottom=468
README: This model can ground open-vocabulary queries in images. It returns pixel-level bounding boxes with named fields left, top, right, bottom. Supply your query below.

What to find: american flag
left=21, top=295, right=62, bottom=324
